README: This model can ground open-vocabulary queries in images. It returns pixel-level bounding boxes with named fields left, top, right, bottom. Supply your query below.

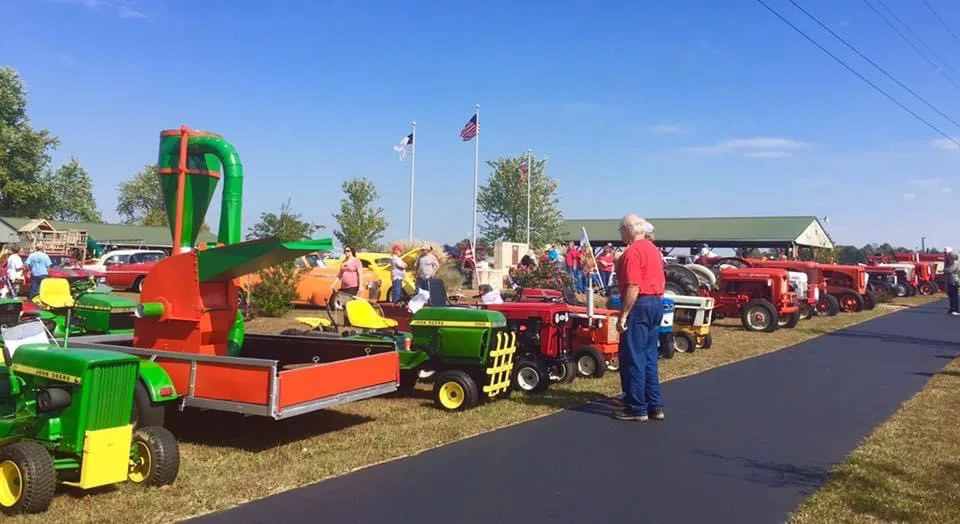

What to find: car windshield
left=303, top=253, right=325, bottom=268
left=140, top=252, right=165, bottom=263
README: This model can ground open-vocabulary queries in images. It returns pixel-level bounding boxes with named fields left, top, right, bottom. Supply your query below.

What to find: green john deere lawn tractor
left=293, top=296, right=518, bottom=412
left=24, top=277, right=137, bottom=338
left=0, top=320, right=181, bottom=515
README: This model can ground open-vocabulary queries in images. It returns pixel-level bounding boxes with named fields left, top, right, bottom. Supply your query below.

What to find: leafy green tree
left=477, top=154, right=563, bottom=248
left=0, top=67, right=61, bottom=217
left=46, top=157, right=102, bottom=222
left=246, top=199, right=320, bottom=241
left=332, top=177, right=388, bottom=249
left=246, top=200, right=319, bottom=317
left=116, top=164, right=167, bottom=226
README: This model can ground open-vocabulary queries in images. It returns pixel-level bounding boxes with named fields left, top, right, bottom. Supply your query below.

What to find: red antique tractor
left=862, top=265, right=898, bottom=298
left=666, top=263, right=799, bottom=332
left=741, top=259, right=823, bottom=320
left=815, top=263, right=875, bottom=312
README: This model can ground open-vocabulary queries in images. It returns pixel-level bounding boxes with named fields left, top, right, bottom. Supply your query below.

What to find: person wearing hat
left=415, top=243, right=439, bottom=292
left=390, top=244, right=408, bottom=303
left=944, top=247, right=959, bottom=315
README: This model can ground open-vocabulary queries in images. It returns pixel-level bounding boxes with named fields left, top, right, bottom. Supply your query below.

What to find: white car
left=83, top=249, right=166, bottom=274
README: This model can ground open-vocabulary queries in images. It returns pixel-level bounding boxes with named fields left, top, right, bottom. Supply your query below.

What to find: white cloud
left=931, top=137, right=960, bottom=150
left=687, top=136, right=810, bottom=158
left=647, top=124, right=692, bottom=136
left=942, top=187, right=953, bottom=194
left=903, top=192, right=916, bottom=200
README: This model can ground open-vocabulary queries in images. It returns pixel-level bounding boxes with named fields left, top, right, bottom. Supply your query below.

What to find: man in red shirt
left=564, top=242, right=584, bottom=293
left=613, top=214, right=666, bottom=422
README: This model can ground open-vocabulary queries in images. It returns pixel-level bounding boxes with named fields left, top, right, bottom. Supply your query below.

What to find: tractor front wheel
left=549, top=361, right=577, bottom=384
left=659, top=332, right=676, bottom=359
left=573, top=348, right=606, bottom=379
left=815, top=294, right=840, bottom=317
left=511, top=357, right=550, bottom=393
left=0, top=441, right=55, bottom=515
left=741, top=299, right=779, bottom=332
left=798, top=303, right=813, bottom=321
left=918, top=281, right=937, bottom=295
left=778, top=311, right=800, bottom=329
left=863, top=289, right=878, bottom=311
left=702, top=333, right=713, bottom=349
left=433, top=370, right=479, bottom=411
left=835, top=290, right=864, bottom=313
left=673, top=331, right=696, bottom=353
left=129, top=426, right=180, bottom=487
left=132, top=382, right=165, bottom=429
left=905, top=283, right=918, bottom=297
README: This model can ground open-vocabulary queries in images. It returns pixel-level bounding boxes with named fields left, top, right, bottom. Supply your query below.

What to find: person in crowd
left=565, top=241, right=584, bottom=293
left=7, top=244, right=24, bottom=296
left=520, top=249, right=536, bottom=269
left=26, top=243, right=52, bottom=299
left=597, top=244, right=615, bottom=291
left=390, top=243, right=407, bottom=303
left=333, top=246, right=364, bottom=297
left=416, top=243, right=439, bottom=291
left=0, top=246, right=13, bottom=298
left=945, top=248, right=959, bottom=315
left=611, top=214, right=666, bottom=422
left=546, top=244, right=560, bottom=264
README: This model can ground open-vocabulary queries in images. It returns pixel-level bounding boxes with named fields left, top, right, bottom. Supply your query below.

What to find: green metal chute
left=86, top=236, right=103, bottom=258
left=196, top=237, right=334, bottom=282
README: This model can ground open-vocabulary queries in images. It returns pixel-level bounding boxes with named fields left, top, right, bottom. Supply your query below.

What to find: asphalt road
left=190, top=300, right=958, bottom=524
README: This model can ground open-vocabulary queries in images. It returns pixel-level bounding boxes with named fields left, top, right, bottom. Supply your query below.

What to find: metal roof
left=563, top=216, right=834, bottom=249
left=0, top=217, right=218, bottom=248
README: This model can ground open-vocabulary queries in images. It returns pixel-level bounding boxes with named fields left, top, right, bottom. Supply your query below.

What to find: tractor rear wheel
left=129, top=426, right=180, bottom=487
left=433, top=370, right=480, bottom=410
left=815, top=294, right=840, bottom=316
left=863, top=289, right=877, bottom=311
left=892, top=282, right=909, bottom=297
left=549, top=361, right=577, bottom=383
left=673, top=331, right=696, bottom=353
left=658, top=332, right=676, bottom=359
left=0, top=441, right=55, bottom=515
left=511, top=357, right=550, bottom=393
left=573, top=348, right=606, bottom=378
left=835, top=289, right=864, bottom=313
left=741, top=299, right=779, bottom=332
left=778, top=311, right=800, bottom=329
left=132, top=381, right=165, bottom=429
left=918, top=281, right=937, bottom=295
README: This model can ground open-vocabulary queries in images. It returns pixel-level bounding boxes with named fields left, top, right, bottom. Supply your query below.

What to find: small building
left=0, top=217, right=219, bottom=254
left=562, top=215, right=834, bottom=255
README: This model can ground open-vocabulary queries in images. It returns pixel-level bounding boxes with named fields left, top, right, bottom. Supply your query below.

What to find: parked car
left=83, top=249, right=166, bottom=292
left=234, top=252, right=379, bottom=307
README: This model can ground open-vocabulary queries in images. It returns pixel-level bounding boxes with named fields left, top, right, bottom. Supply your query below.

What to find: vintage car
left=327, top=249, right=420, bottom=301
left=83, top=249, right=167, bottom=292
left=234, top=252, right=379, bottom=307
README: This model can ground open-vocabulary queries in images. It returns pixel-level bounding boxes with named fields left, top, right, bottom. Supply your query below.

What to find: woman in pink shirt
left=334, top=246, right=364, bottom=296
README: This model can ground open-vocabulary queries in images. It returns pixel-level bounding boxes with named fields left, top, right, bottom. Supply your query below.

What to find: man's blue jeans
left=618, top=295, right=664, bottom=415
left=28, top=274, right=46, bottom=300
left=568, top=268, right=584, bottom=292
left=390, top=279, right=404, bottom=302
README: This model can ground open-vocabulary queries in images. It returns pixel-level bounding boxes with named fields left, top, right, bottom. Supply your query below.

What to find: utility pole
left=921, top=236, right=926, bottom=252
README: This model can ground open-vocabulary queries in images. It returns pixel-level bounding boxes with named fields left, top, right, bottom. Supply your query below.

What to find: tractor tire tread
left=132, top=426, right=180, bottom=487
left=433, top=369, right=480, bottom=410
left=0, top=441, right=55, bottom=515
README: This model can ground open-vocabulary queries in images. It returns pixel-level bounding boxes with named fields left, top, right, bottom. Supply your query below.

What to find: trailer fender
left=138, top=360, right=178, bottom=403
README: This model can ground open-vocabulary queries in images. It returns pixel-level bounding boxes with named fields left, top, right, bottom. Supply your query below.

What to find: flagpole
left=408, top=121, right=416, bottom=241
left=525, top=148, right=532, bottom=246
left=471, top=104, right=480, bottom=285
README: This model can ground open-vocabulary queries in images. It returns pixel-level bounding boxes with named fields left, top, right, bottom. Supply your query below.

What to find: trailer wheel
left=702, top=333, right=713, bottom=349
left=673, top=331, right=696, bottom=353
left=741, top=299, right=779, bottom=332
left=863, top=289, right=877, bottom=311
left=918, top=281, right=937, bottom=295
left=815, top=294, right=840, bottom=316
left=0, top=441, right=55, bottom=515
left=549, top=361, right=577, bottom=383
left=835, top=289, right=864, bottom=312
left=574, top=348, right=606, bottom=378
left=511, top=357, right=550, bottom=393
left=778, top=311, right=800, bottom=329
left=658, top=332, right=676, bottom=359
left=433, top=370, right=480, bottom=410
left=129, top=426, right=180, bottom=486
left=132, top=381, right=165, bottom=429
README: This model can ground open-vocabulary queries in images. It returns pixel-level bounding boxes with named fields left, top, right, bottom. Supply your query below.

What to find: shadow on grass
left=692, top=449, right=830, bottom=491
left=508, top=387, right=612, bottom=412
left=166, top=408, right=372, bottom=452
left=914, top=370, right=960, bottom=378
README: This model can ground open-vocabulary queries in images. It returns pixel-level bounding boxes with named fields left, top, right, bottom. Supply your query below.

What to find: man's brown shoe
left=612, top=409, right=648, bottom=421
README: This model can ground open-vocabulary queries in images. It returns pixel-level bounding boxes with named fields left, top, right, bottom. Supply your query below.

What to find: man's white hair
left=620, top=215, right=649, bottom=238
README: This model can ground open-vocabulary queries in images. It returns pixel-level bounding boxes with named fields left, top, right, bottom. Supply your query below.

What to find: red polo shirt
left=617, top=239, right=665, bottom=297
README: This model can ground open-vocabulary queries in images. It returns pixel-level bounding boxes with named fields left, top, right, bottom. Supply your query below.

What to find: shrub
left=250, top=261, right=305, bottom=317
left=508, top=255, right=571, bottom=290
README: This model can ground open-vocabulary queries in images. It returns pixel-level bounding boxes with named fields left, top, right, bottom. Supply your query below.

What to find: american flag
left=519, top=160, right=529, bottom=180
left=460, top=114, right=478, bottom=141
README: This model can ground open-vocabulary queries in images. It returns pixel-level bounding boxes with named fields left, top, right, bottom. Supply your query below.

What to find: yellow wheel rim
left=438, top=382, right=465, bottom=410
left=128, top=441, right=152, bottom=483
left=0, top=460, right=22, bottom=507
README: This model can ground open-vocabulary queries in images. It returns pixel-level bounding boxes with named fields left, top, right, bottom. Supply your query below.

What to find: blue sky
left=4, top=0, right=960, bottom=249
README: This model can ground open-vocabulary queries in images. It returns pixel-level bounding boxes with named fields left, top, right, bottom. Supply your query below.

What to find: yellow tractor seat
left=38, top=278, right=74, bottom=308
left=295, top=316, right=332, bottom=329
left=344, top=299, right=398, bottom=330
